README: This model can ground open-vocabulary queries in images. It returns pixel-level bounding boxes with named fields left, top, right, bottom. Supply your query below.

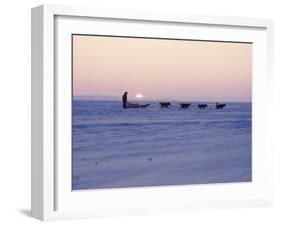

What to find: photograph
left=72, top=34, right=252, bottom=190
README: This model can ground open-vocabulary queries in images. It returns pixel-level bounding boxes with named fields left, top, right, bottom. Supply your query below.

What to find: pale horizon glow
left=136, top=94, right=144, bottom=99
left=73, top=35, right=252, bottom=102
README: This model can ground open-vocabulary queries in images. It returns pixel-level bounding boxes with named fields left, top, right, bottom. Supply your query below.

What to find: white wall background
left=0, top=0, right=280, bottom=225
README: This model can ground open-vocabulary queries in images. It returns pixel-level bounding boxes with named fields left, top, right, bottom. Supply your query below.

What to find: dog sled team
left=122, top=92, right=226, bottom=109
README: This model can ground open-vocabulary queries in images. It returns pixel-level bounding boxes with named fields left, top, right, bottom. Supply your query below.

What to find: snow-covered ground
left=72, top=100, right=251, bottom=190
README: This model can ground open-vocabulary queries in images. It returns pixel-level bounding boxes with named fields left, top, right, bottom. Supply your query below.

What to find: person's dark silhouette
left=122, top=91, right=150, bottom=109
left=122, top=91, right=128, bottom=108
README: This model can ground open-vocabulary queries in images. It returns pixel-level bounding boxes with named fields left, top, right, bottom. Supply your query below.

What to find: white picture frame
left=31, top=4, right=274, bottom=221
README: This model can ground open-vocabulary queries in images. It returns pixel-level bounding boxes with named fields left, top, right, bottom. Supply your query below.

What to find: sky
left=73, top=35, right=252, bottom=102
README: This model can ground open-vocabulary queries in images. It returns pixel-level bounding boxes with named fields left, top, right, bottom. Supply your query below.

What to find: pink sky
left=73, top=35, right=252, bottom=102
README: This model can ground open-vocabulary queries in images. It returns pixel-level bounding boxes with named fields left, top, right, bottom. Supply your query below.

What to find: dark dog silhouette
left=198, top=104, right=208, bottom=109
left=216, top=103, right=226, bottom=109
left=160, top=102, right=171, bottom=108
left=179, top=103, right=191, bottom=109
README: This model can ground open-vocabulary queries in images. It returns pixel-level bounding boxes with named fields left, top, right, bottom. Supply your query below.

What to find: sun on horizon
left=136, top=94, right=144, bottom=99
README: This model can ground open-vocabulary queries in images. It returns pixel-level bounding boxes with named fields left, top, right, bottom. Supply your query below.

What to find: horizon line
left=73, top=95, right=251, bottom=103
